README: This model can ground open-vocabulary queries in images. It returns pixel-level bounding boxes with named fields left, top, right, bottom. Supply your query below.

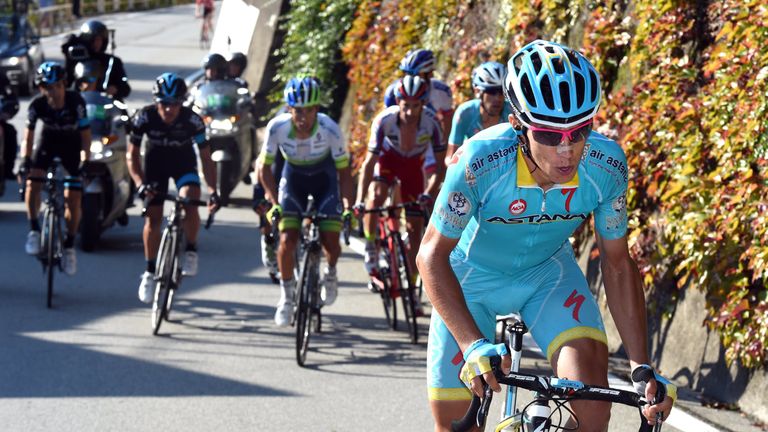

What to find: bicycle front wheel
left=296, top=249, right=319, bottom=367
left=394, top=235, right=418, bottom=344
left=378, top=245, right=396, bottom=330
left=43, top=207, right=57, bottom=309
left=152, top=228, right=175, bottom=335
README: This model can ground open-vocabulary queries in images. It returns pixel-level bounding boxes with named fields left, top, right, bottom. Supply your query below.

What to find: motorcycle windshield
left=195, top=80, right=247, bottom=117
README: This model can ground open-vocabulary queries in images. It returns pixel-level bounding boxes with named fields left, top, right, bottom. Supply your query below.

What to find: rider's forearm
left=417, top=234, right=483, bottom=351
left=602, top=255, right=651, bottom=368
left=126, top=144, right=145, bottom=186
left=22, top=128, right=34, bottom=158
left=356, top=157, right=375, bottom=204
left=337, top=166, right=354, bottom=209
left=258, top=161, right=279, bottom=204
left=80, top=129, right=92, bottom=161
left=201, top=158, right=217, bottom=194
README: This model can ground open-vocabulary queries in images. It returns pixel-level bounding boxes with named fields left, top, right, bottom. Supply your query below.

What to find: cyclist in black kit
left=127, top=73, right=220, bottom=303
left=19, top=62, right=91, bottom=275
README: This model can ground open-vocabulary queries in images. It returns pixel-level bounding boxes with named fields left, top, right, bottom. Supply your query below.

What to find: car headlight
left=0, top=57, right=20, bottom=67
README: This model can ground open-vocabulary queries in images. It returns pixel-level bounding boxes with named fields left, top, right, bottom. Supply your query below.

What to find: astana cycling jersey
left=448, top=98, right=513, bottom=146
left=431, top=123, right=629, bottom=273
left=383, top=78, right=453, bottom=114
left=368, top=105, right=445, bottom=163
left=260, top=112, right=349, bottom=170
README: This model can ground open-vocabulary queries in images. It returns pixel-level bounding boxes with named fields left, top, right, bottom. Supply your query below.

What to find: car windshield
left=0, top=15, right=22, bottom=46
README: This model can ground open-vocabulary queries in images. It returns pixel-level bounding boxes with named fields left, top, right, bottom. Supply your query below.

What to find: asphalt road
left=0, top=3, right=742, bottom=431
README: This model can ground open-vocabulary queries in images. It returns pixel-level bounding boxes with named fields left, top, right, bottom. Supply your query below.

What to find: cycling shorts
left=427, top=244, right=607, bottom=401
left=374, top=150, right=425, bottom=216
left=203, top=6, right=213, bottom=17
left=278, top=156, right=342, bottom=232
left=145, top=149, right=200, bottom=206
left=31, top=137, right=81, bottom=176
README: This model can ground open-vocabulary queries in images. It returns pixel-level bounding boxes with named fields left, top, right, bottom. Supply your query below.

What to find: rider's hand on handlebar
left=417, top=193, right=434, bottom=207
left=631, top=364, right=677, bottom=425
left=459, top=338, right=511, bottom=397
left=17, top=156, right=30, bottom=179
left=352, top=202, right=365, bottom=217
left=208, top=191, right=221, bottom=213
left=266, top=203, right=282, bottom=222
left=137, top=183, right=157, bottom=200
left=341, top=209, right=356, bottom=229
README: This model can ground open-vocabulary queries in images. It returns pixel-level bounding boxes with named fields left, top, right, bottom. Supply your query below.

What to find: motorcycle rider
left=127, top=73, right=220, bottom=303
left=227, top=52, right=249, bottom=88
left=62, top=20, right=131, bottom=101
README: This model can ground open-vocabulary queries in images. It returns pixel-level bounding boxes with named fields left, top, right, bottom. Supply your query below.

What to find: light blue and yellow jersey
left=260, top=112, right=349, bottom=170
left=448, top=98, right=513, bottom=147
left=431, top=123, right=629, bottom=273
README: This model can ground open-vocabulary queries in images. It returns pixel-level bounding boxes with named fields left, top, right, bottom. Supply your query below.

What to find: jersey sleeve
left=429, top=146, right=480, bottom=239
left=129, top=108, right=148, bottom=146
left=259, top=117, right=281, bottom=165
left=448, top=102, right=470, bottom=146
left=328, top=120, right=350, bottom=169
left=189, top=111, right=208, bottom=148
left=383, top=82, right=397, bottom=108
left=430, top=80, right=454, bottom=114
left=593, top=143, right=629, bottom=240
left=75, top=95, right=90, bottom=130
left=26, top=98, right=39, bottom=130
left=367, top=110, right=387, bottom=155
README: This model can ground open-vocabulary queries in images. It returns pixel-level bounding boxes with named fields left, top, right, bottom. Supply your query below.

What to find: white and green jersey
left=260, top=112, right=349, bottom=169
left=431, top=123, right=629, bottom=272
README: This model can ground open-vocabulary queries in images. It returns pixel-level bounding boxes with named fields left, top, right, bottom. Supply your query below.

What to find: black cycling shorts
left=31, top=136, right=81, bottom=176
left=144, top=149, right=200, bottom=206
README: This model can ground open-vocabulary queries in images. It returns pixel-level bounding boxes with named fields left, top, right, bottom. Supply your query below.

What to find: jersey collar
left=516, top=145, right=579, bottom=189
left=288, top=120, right=319, bottom=139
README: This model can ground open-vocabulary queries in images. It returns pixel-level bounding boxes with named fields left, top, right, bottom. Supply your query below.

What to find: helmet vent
left=530, top=52, right=543, bottom=75
left=565, top=50, right=580, bottom=67
left=589, top=70, right=599, bottom=102
left=574, top=73, right=585, bottom=108
left=540, top=76, right=554, bottom=110
left=559, top=82, right=571, bottom=113
left=552, top=57, right=565, bottom=75
left=521, top=75, right=536, bottom=108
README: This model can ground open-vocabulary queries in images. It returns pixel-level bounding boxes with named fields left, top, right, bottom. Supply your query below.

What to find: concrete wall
left=578, top=239, right=768, bottom=424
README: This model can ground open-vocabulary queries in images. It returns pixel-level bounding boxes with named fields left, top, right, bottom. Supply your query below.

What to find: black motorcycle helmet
left=74, top=60, right=104, bottom=86
left=79, top=20, right=109, bottom=53
left=227, top=52, right=247, bottom=77
left=202, top=53, right=227, bottom=79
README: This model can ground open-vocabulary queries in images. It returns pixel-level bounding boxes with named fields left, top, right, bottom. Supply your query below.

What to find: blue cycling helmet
left=504, top=40, right=601, bottom=129
left=472, top=61, right=506, bottom=91
left=399, top=49, right=435, bottom=75
left=35, top=61, right=67, bottom=86
left=284, top=76, right=321, bottom=107
left=152, top=72, right=187, bottom=103
left=394, top=75, right=429, bottom=102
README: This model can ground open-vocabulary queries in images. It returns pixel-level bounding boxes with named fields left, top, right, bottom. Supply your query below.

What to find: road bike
left=150, top=193, right=214, bottom=335
left=272, top=202, right=351, bottom=366
left=27, top=158, right=80, bottom=309
left=359, top=197, right=425, bottom=344
left=452, top=317, right=665, bottom=432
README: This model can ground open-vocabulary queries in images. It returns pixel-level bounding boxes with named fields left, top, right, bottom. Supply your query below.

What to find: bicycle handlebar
left=451, top=360, right=661, bottom=432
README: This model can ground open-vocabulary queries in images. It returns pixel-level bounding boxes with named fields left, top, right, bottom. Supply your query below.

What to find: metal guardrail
left=29, top=0, right=192, bottom=36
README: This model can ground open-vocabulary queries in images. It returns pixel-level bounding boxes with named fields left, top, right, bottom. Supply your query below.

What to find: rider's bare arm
left=197, top=145, right=217, bottom=195
left=126, top=143, right=144, bottom=186
left=337, top=165, right=354, bottom=210
left=256, top=157, right=279, bottom=204
left=356, top=152, right=378, bottom=204
left=80, top=128, right=92, bottom=162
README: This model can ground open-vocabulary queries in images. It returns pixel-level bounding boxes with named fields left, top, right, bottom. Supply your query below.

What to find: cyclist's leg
left=24, top=168, right=44, bottom=220
left=400, top=168, right=425, bottom=282
left=277, top=162, right=307, bottom=282
left=520, top=244, right=610, bottom=431
left=61, top=151, right=82, bottom=245
left=178, top=178, right=202, bottom=244
left=428, top=257, right=526, bottom=431
left=314, top=159, right=343, bottom=266
left=143, top=155, right=172, bottom=264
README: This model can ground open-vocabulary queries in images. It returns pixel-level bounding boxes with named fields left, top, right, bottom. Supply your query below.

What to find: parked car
left=0, top=14, right=45, bottom=96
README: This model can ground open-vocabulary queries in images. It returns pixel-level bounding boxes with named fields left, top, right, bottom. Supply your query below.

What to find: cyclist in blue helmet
left=383, top=48, right=454, bottom=144
left=256, top=76, right=354, bottom=326
left=127, top=72, right=220, bottom=304
left=418, top=40, right=676, bottom=431
left=20, top=61, right=92, bottom=275
left=447, top=61, right=512, bottom=159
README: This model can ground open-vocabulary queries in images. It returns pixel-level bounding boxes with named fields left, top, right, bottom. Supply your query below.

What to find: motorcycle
left=190, top=79, right=256, bottom=205
left=79, top=90, right=133, bottom=251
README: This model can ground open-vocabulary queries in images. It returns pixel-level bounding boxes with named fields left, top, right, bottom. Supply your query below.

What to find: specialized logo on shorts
left=448, top=192, right=471, bottom=216
left=508, top=199, right=527, bottom=215
left=564, top=289, right=585, bottom=322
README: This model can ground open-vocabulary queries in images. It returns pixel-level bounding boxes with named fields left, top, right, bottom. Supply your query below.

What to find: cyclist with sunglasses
left=127, top=73, right=219, bottom=303
left=356, top=75, right=445, bottom=283
left=446, top=61, right=512, bottom=160
left=417, top=40, right=676, bottom=431
left=257, top=76, right=354, bottom=327
left=20, top=62, right=91, bottom=275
